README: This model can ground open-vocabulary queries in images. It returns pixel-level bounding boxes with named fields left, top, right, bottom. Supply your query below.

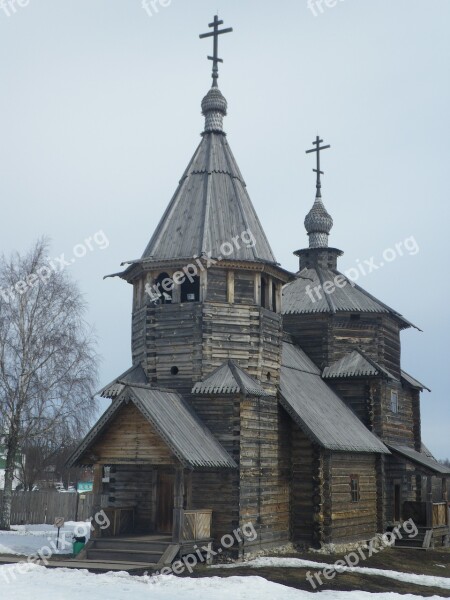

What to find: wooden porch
left=398, top=475, right=449, bottom=549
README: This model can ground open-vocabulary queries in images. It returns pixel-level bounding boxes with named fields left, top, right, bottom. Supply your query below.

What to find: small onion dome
left=304, top=196, right=333, bottom=248
left=201, top=86, right=228, bottom=133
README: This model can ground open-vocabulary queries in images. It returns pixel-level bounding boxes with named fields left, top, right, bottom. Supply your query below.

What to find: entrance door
left=157, top=473, right=174, bottom=534
left=394, top=484, right=401, bottom=521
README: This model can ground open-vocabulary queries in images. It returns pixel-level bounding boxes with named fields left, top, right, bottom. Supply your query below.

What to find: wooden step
left=87, top=548, right=163, bottom=564
left=92, top=539, right=169, bottom=553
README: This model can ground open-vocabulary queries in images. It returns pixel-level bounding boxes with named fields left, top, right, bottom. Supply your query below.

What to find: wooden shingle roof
left=280, top=342, right=389, bottom=454
left=192, top=360, right=269, bottom=396
left=388, top=444, right=450, bottom=475
left=323, top=349, right=396, bottom=381
left=282, top=267, right=418, bottom=330
left=138, top=131, right=277, bottom=265
left=67, top=385, right=236, bottom=469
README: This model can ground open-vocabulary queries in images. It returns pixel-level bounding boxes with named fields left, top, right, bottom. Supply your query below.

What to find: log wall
left=80, top=402, right=177, bottom=466
left=329, top=452, right=378, bottom=543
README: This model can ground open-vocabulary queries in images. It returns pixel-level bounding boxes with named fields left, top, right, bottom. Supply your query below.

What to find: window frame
left=390, top=390, right=399, bottom=414
left=350, top=474, right=360, bottom=503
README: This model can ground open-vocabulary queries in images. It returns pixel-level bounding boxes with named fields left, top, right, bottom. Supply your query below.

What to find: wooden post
left=151, top=469, right=158, bottom=532
left=442, top=477, right=449, bottom=529
left=227, top=271, right=234, bottom=304
left=92, top=464, right=103, bottom=539
left=254, top=272, right=261, bottom=305
left=200, top=269, right=207, bottom=302
left=172, top=467, right=185, bottom=543
left=268, top=278, right=273, bottom=311
left=426, top=475, right=433, bottom=528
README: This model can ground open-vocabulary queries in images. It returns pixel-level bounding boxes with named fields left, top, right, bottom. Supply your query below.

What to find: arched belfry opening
left=155, top=273, right=173, bottom=304
left=181, top=275, right=200, bottom=303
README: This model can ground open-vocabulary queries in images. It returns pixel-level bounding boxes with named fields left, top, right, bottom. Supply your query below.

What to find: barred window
left=350, top=475, right=360, bottom=503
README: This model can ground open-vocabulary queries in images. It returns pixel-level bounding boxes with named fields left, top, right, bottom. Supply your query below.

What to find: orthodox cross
left=306, top=136, right=331, bottom=197
left=199, top=15, right=233, bottom=86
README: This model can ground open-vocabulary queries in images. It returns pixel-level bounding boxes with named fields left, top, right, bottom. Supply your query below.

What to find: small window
left=390, top=390, right=399, bottom=413
left=170, top=366, right=179, bottom=375
left=350, top=475, right=360, bottom=503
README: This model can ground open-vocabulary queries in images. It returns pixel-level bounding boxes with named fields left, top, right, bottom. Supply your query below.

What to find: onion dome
left=304, top=195, right=333, bottom=249
left=201, top=86, right=228, bottom=133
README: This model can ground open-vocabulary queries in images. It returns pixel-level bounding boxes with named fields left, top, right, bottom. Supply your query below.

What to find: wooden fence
left=0, top=491, right=95, bottom=525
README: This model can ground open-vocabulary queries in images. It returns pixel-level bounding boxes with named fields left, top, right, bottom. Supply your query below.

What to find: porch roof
left=388, top=444, right=450, bottom=475
left=67, top=384, right=237, bottom=469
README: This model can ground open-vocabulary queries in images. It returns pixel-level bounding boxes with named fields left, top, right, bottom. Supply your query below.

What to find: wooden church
left=68, top=16, right=449, bottom=563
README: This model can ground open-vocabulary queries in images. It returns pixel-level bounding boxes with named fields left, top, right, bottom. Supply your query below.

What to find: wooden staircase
left=76, top=536, right=180, bottom=570
left=394, top=527, right=432, bottom=550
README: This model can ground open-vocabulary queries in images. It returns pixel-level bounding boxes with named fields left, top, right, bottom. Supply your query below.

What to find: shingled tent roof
left=282, top=267, right=417, bottom=330
left=139, top=133, right=277, bottom=264
left=192, top=360, right=269, bottom=396
left=67, top=384, right=236, bottom=470
left=113, top=83, right=277, bottom=279
left=279, top=342, right=389, bottom=454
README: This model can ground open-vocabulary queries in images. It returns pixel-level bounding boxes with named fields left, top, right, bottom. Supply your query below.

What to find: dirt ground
left=192, top=547, right=450, bottom=597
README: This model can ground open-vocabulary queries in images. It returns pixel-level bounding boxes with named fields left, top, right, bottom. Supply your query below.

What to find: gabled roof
left=192, top=360, right=269, bottom=396
left=388, top=444, right=450, bottom=475
left=98, top=364, right=149, bottom=399
left=279, top=342, right=389, bottom=454
left=136, top=132, right=277, bottom=266
left=323, top=349, right=396, bottom=381
left=282, top=267, right=418, bottom=330
left=401, top=370, right=431, bottom=392
left=67, top=385, right=236, bottom=469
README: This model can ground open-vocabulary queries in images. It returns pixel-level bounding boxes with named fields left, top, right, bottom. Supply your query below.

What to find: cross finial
left=199, top=15, right=233, bottom=87
left=306, top=135, right=331, bottom=198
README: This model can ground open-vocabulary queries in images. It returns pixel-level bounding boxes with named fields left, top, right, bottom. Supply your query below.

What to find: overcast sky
left=1, top=1, right=449, bottom=457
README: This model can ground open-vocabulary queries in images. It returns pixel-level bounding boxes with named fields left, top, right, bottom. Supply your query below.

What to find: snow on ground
left=0, top=565, right=447, bottom=600
left=213, top=557, right=450, bottom=590
left=0, top=522, right=91, bottom=556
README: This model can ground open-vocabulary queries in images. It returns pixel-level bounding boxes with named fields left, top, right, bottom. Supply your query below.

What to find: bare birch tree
left=0, top=239, right=98, bottom=529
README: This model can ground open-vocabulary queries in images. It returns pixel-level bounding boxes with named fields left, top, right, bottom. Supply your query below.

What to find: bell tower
left=111, top=16, right=289, bottom=396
